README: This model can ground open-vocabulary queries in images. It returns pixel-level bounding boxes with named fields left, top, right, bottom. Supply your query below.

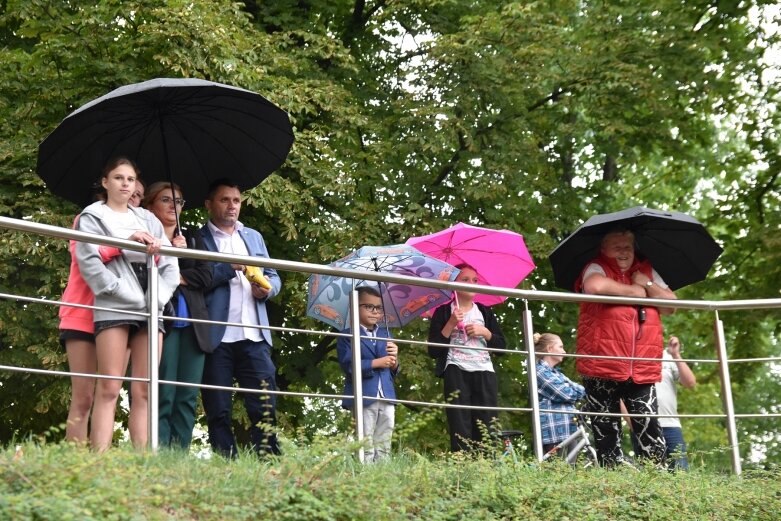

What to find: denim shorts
left=94, top=319, right=165, bottom=337
left=59, top=329, right=94, bottom=349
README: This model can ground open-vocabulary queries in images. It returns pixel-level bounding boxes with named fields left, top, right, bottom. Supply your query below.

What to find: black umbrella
left=549, top=206, right=723, bottom=291
left=37, top=77, right=294, bottom=209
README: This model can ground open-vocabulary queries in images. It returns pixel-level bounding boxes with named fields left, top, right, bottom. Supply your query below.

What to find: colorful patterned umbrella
left=306, top=244, right=460, bottom=329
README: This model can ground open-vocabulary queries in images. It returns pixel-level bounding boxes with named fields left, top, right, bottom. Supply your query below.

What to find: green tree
left=0, top=0, right=779, bottom=469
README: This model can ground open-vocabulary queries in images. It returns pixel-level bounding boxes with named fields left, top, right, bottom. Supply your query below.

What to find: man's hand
left=385, top=342, right=398, bottom=358
left=251, top=282, right=270, bottom=300
left=667, top=336, right=681, bottom=358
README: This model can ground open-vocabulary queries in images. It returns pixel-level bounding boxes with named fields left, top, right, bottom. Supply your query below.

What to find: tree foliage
left=0, top=0, right=779, bottom=469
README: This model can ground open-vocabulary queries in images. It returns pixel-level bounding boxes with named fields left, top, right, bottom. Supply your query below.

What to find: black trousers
left=443, top=365, right=498, bottom=452
left=583, top=376, right=666, bottom=467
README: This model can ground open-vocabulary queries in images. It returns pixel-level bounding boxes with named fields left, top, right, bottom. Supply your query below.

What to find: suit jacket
left=337, top=325, right=398, bottom=409
left=197, top=222, right=281, bottom=349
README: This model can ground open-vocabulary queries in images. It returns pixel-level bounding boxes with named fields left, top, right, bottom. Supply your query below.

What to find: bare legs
left=90, top=326, right=162, bottom=452
left=65, top=339, right=96, bottom=442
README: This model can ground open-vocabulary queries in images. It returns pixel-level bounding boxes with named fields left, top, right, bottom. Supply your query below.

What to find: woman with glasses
left=143, top=182, right=213, bottom=449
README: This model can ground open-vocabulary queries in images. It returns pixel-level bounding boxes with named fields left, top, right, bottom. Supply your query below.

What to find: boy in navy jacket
left=337, top=286, right=399, bottom=462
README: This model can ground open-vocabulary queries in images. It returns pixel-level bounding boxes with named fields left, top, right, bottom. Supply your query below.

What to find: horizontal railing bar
left=0, top=364, right=147, bottom=383
left=3, top=216, right=781, bottom=311
left=0, top=291, right=148, bottom=317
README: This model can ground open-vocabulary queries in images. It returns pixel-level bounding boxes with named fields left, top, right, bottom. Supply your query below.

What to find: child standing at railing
left=534, top=332, right=586, bottom=454
left=337, top=286, right=399, bottom=462
left=75, top=157, right=179, bottom=451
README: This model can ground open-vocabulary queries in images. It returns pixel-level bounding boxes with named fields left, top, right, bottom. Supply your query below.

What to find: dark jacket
left=427, top=302, right=506, bottom=377
left=169, top=228, right=214, bottom=353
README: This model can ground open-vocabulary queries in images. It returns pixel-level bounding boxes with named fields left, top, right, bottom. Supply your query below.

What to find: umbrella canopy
left=405, top=222, right=536, bottom=306
left=548, top=206, right=723, bottom=291
left=37, top=77, right=294, bottom=206
left=306, top=244, right=460, bottom=330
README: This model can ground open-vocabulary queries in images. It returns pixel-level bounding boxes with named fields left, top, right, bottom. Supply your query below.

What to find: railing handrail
left=1, top=215, right=777, bottom=473
left=3, top=216, right=781, bottom=311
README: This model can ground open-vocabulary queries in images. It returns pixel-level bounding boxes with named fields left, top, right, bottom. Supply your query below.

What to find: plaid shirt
left=537, top=360, right=587, bottom=444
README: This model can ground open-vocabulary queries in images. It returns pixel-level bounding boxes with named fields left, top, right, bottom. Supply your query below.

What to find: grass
left=1, top=436, right=780, bottom=520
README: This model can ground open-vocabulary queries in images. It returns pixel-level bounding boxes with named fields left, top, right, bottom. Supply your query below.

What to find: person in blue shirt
left=534, top=332, right=586, bottom=454
left=337, top=286, right=399, bottom=462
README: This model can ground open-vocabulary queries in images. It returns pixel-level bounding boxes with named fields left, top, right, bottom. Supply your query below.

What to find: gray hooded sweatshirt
left=75, top=201, right=180, bottom=323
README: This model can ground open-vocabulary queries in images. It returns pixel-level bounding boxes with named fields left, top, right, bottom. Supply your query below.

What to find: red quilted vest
left=574, top=255, right=664, bottom=384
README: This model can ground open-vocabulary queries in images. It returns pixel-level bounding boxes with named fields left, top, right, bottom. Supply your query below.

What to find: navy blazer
left=337, top=325, right=398, bottom=409
left=197, top=222, right=281, bottom=349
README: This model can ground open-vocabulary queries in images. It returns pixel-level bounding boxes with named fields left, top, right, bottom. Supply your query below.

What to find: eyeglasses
left=359, top=304, right=384, bottom=314
left=159, top=196, right=185, bottom=207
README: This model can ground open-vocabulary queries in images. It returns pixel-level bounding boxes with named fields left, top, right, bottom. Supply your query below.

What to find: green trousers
left=158, top=326, right=205, bottom=449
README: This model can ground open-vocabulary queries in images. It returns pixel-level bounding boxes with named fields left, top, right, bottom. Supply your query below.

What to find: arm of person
left=667, top=336, right=696, bottom=388
left=427, top=306, right=452, bottom=357
left=631, top=270, right=677, bottom=315
left=537, top=367, right=586, bottom=403
left=480, top=305, right=506, bottom=350
left=336, top=334, right=375, bottom=379
left=582, top=272, right=647, bottom=298
left=149, top=221, right=180, bottom=307
left=247, top=229, right=281, bottom=300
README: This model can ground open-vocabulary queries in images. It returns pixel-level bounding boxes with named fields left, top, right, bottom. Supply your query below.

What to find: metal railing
left=2, top=216, right=780, bottom=474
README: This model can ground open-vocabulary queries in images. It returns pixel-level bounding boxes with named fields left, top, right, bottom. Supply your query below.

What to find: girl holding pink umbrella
left=409, top=223, right=534, bottom=452
left=427, top=264, right=507, bottom=452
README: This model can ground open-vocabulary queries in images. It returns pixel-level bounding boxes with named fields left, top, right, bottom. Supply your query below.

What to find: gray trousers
left=362, top=400, right=395, bottom=462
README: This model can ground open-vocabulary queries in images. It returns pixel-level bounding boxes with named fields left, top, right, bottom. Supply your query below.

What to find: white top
left=101, top=205, right=148, bottom=263
left=207, top=220, right=261, bottom=344
left=656, top=350, right=681, bottom=428
left=363, top=325, right=383, bottom=398
left=582, top=263, right=669, bottom=288
left=445, top=304, right=494, bottom=373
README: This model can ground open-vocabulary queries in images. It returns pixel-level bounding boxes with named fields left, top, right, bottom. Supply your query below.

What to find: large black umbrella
left=549, top=206, right=723, bottom=291
left=37, top=77, right=294, bottom=207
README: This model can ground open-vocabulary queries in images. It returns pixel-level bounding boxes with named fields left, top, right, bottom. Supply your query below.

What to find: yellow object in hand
left=244, top=265, right=271, bottom=290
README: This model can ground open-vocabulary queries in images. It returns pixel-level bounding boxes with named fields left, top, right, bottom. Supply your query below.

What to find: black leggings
left=583, top=376, right=666, bottom=467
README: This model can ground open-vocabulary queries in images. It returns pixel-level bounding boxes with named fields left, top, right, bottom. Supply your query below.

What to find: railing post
left=714, top=310, right=741, bottom=475
left=522, top=301, right=543, bottom=462
left=349, top=288, right=365, bottom=463
left=148, top=254, right=160, bottom=452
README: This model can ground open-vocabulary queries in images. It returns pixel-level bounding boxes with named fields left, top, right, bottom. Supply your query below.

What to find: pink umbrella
left=406, top=222, right=536, bottom=307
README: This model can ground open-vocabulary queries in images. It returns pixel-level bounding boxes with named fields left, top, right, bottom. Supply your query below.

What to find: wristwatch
left=645, top=280, right=654, bottom=288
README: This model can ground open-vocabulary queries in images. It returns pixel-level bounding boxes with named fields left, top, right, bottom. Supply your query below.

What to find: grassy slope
left=1, top=440, right=779, bottom=520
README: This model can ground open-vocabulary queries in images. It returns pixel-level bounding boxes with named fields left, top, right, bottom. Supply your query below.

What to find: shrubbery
left=1, top=434, right=779, bottom=520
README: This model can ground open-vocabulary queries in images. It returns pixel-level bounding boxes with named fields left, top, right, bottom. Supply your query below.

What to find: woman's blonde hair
left=533, top=332, right=560, bottom=353
left=142, top=181, right=183, bottom=209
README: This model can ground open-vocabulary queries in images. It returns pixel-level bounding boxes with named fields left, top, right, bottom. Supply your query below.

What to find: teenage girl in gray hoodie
left=75, top=157, right=179, bottom=451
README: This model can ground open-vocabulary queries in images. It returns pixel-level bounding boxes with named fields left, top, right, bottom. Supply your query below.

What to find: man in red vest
left=575, top=229, right=677, bottom=467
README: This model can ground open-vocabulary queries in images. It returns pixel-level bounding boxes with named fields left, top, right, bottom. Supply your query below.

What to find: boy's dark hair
left=356, top=286, right=381, bottom=299
left=206, top=177, right=240, bottom=200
